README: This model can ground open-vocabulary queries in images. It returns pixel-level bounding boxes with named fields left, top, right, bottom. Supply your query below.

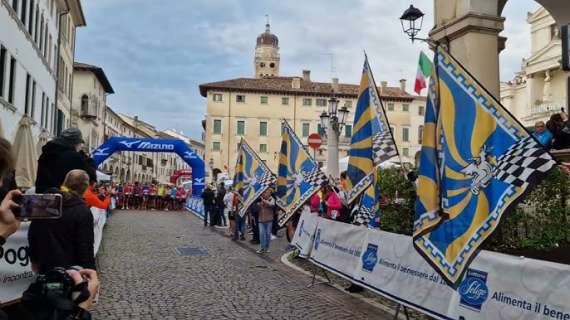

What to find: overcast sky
left=75, top=0, right=540, bottom=140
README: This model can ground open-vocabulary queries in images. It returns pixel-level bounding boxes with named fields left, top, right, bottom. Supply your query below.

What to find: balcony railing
left=529, top=100, right=567, bottom=118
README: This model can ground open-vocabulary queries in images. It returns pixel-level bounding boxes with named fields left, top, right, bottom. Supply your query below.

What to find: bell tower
left=254, top=16, right=280, bottom=78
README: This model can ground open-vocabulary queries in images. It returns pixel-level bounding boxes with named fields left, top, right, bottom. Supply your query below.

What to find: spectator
left=533, top=120, right=553, bottom=148
left=548, top=113, right=570, bottom=150
left=29, top=169, right=96, bottom=274
left=249, top=199, right=261, bottom=244
left=257, top=189, right=275, bottom=254
left=323, top=185, right=342, bottom=220
left=231, top=189, right=245, bottom=241
left=310, top=193, right=321, bottom=214
left=202, top=185, right=215, bottom=226
left=36, top=128, right=94, bottom=193
left=84, top=180, right=111, bottom=255
left=215, top=184, right=226, bottom=227
left=224, top=186, right=236, bottom=235
left=0, top=138, right=20, bottom=246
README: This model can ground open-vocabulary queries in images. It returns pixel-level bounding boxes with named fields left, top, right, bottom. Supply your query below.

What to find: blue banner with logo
left=92, top=137, right=205, bottom=197
left=290, top=208, right=319, bottom=258
left=296, top=216, right=570, bottom=320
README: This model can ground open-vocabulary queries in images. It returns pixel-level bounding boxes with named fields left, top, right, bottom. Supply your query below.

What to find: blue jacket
left=533, top=129, right=553, bottom=148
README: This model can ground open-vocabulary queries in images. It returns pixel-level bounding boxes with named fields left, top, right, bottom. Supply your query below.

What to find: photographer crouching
left=26, top=170, right=97, bottom=319
left=0, top=138, right=99, bottom=320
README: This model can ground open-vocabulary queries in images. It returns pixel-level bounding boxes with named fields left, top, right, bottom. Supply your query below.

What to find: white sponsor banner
left=305, top=217, right=570, bottom=320
left=290, top=208, right=319, bottom=258
left=0, top=223, right=35, bottom=304
left=308, top=218, right=365, bottom=281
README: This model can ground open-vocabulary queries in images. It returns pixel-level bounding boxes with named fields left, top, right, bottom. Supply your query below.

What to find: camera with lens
left=22, top=267, right=91, bottom=320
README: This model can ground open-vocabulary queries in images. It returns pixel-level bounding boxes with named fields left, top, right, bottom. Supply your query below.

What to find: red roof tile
left=199, top=77, right=420, bottom=101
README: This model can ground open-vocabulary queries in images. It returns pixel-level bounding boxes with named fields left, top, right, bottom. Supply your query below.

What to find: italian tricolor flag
left=414, top=51, right=433, bottom=95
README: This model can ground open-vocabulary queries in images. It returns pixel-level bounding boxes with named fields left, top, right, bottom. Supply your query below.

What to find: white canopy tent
left=97, top=170, right=112, bottom=183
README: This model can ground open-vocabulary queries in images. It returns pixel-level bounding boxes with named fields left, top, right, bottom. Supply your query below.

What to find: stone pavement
left=92, top=210, right=392, bottom=319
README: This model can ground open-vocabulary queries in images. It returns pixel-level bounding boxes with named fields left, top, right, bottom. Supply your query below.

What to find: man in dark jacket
left=201, top=186, right=215, bottom=226
left=214, top=185, right=226, bottom=227
left=29, top=170, right=95, bottom=274
left=35, top=128, right=94, bottom=193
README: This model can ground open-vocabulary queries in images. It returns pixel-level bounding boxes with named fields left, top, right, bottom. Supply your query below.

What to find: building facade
left=501, top=7, right=569, bottom=127
left=0, top=0, right=66, bottom=141
left=200, top=23, right=426, bottom=177
left=56, top=0, right=84, bottom=134
left=102, top=105, right=136, bottom=182
left=72, top=62, right=114, bottom=151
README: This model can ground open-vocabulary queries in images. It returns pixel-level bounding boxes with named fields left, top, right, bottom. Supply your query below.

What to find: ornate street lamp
left=319, top=95, right=349, bottom=178
left=400, top=5, right=425, bottom=42
left=319, top=111, right=330, bottom=134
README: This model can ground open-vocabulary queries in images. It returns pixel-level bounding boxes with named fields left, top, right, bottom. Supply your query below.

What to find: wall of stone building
left=73, top=71, right=107, bottom=151
left=204, top=89, right=426, bottom=176
left=0, top=0, right=61, bottom=142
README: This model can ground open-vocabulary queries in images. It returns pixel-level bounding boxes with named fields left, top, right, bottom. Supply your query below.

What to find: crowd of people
left=200, top=171, right=372, bottom=255
left=533, top=111, right=570, bottom=150
left=112, top=182, right=188, bottom=211
left=202, top=185, right=279, bottom=254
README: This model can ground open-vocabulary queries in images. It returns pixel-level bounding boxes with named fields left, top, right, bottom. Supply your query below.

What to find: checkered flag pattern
left=372, top=131, right=398, bottom=164
left=258, top=171, right=276, bottom=187
left=301, top=167, right=328, bottom=187
left=352, top=205, right=373, bottom=226
left=493, top=137, right=556, bottom=188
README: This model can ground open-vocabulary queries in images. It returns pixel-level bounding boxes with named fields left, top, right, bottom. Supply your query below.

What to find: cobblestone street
left=91, top=210, right=391, bottom=319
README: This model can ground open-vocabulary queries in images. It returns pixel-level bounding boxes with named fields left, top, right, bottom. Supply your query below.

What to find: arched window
left=81, top=94, right=89, bottom=114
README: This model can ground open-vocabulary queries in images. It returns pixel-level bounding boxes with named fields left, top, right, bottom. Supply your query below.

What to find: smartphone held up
left=13, top=194, right=63, bottom=220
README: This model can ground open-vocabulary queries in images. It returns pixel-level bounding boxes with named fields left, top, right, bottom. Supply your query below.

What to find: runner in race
left=141, top=183, right=150, bottom=210
left=167, top=185, right=177, bottom=211
left=149, top=183, right=157, bottom=210
left=132, top=182, right=141, bottom=210
left=175, top=186, right=186, bottom=211
left=123, top=182, right=133, bottom=210
left=157, top=184, right=165, bottom=210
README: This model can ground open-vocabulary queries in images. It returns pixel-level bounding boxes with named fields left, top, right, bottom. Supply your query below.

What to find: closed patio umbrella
left=13, top=116, right=38, bottom=189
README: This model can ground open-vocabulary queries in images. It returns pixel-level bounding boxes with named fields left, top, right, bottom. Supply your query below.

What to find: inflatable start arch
left=92, top=137, right=205, bottom=197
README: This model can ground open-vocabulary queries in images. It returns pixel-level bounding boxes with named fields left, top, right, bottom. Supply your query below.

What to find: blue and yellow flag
left=346, top=56, right=398, bottom=204
left=352, top=167, right=382, bottom=227
left=414, top=47, right=556, bottom=285
left=276, top=121, right=327, bottom=226
left=233, top=138, right=276, bottom=217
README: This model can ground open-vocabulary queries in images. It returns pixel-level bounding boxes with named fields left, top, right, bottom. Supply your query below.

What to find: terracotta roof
left=199, top=77, right=419, bottom=101
left=74, top=62, right=114, bottom=94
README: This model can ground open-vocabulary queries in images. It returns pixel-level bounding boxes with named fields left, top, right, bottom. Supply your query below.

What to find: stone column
left=430, top=1, right=505, bottom=98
